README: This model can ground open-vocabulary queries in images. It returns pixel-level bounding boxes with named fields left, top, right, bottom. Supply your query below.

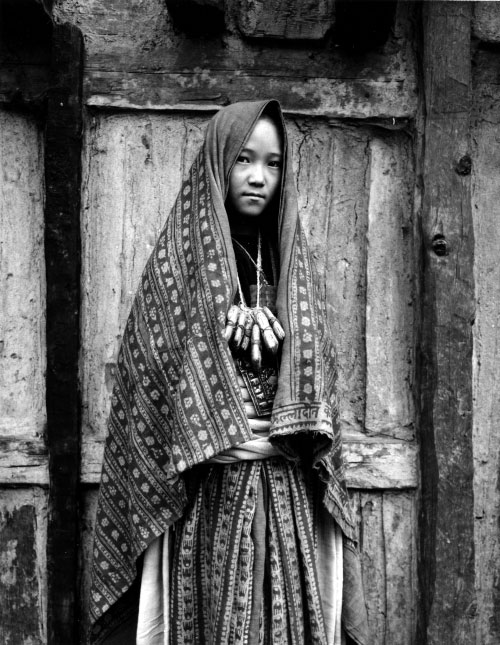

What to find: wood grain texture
left=0, top=110, right=46, bottom=446
left=80, top=114, right=418, bottom=491
left=236, top=0, right=335, bottom=40
left=344, top=437, right=417, bottom=490
left=286, top=120, right=370, bottom=435
left=277, top=121, right=416, bottom=441
left=53, top=0, right=418, bottom=117
left=471, top=61, right=500, bottom=645
left=78, top=488, right=99, bottom=644
left=419, top=3, right=476, bottom=643
left=352, top=491, right=417, bottom=645
left=383, top=492, right=417, bottom=643
left=0, top=436, right=48, bottom=485
left=80, top=113, right=206, bottom=471
left=365, top=134, right=415, bottom=440
left=0, top=488, right=48, bottom=645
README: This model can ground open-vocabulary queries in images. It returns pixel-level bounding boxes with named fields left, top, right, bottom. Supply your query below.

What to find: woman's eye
left=268, top=160, right=282, bottom=169
left=237, top=155, right=250, bottom=163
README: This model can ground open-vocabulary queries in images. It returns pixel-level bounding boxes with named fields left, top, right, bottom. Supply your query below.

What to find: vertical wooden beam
left=471, top=32, right=500, bottom=643
left=419, top=3, right=476, bottom=643
left=45, top=23, right=83, bottom=645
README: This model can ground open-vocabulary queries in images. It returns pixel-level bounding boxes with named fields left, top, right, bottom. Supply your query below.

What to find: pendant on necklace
left=224, top=303, right=285, bottom=371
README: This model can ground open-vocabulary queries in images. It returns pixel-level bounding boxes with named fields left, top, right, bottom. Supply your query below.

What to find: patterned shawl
left=89, top=100, right=367, bottom=644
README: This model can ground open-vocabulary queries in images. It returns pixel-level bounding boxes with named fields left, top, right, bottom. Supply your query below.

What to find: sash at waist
left=206, top=373, right=281, bottom=464
left=206, top=432, right=281, bottom=463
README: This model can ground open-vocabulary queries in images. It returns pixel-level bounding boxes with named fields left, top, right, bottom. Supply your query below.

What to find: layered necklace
left=224, top=229, right=285, bottom=371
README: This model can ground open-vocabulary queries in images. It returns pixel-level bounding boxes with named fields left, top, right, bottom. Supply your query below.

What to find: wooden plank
left=471, top=67, right=500, bottom=645
left=80, top=113, right=206, bottom=469
left=344, top=437, right=417, bottom=490
left=287, top=121, right=370, bottom=435
left=354, top=491, right=417, bottom=645
left=53, top=0, right=418, bottom=117
left=357, top=492, right=386, bottom=643
left=236, top=0, right=335, bottom=40
left=0, top=110, right=46, bottom=450
left=0, top=488, right=48, bottom=645
left=419, top=3, right=476, bottom=643
left=85, top=75, right=414, bottom=119
left=365, top=133, right=415, bottom=440
left=287, top=121, right=417, bottom=441
left=383, top=492, right=417, bottom=644
left=0, top=436, right=48, bottom=485
left=44, top=23, right=84, bottom=645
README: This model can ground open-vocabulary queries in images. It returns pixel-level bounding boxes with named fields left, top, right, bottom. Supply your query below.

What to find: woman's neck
left=228, top=210, right=260, bottom=237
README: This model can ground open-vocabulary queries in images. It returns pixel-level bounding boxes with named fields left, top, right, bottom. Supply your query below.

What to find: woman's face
left=227, top=116, right=283, bottom=218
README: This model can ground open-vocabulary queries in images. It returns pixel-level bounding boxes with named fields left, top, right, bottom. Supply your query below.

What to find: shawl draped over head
left=89, top=100, right=368, bottom=644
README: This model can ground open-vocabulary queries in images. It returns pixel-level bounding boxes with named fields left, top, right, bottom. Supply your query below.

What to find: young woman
left=89, top=100, right=368, bottom=645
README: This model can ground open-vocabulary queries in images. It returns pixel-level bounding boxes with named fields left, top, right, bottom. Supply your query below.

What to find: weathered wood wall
left=5, top=1, right=500, bottom=644
left=0, top=109, right=48, bottom=644
left=77, top=109, right=418, bottom=641
left=5, top=0, right=421, bottom=642
left=54, top=0, right=417, bottom=118
left=471, top=4, right=500, bottom=644
left=419, top=4, right=475, bottom=643
left=80, top=113, right=417, bottom=488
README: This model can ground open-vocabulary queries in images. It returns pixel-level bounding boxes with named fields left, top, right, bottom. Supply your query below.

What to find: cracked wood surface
left=0, top=110, right=47, bottom=484
left=53, top=0, right=418, bottom=117
left=419, top=3, right=476, bottom=643
left=471, top=31, right=500, bottom=644
left=0, top=488, right=48, bottom=645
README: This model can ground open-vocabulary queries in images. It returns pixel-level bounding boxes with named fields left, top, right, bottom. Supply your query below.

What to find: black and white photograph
left=0, top=1, right=495, bottom=643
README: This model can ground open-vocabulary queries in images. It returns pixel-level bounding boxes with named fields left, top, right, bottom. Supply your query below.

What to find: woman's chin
left=240, top=209, right=262, bottom=218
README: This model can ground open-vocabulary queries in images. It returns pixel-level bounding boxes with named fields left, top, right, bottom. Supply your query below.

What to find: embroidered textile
left=171, top=459, right=327, bottom=644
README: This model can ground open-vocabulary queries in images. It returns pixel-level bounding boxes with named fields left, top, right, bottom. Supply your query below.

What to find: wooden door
left=68, top=1, right=419, bottom=642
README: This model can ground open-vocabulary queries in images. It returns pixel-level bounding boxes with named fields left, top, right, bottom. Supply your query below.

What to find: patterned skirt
left=136, top=458, right=344, bottom=645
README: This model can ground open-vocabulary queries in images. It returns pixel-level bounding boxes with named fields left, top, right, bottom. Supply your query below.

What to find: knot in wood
left=455, top=154, right=472, bottom=176
left=431, top=234, right=448, bottom=257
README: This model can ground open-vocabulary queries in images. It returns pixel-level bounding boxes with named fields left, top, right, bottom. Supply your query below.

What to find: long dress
left=88, top=100, right=369, bottom=645
left=136, top=235, right=344, bottom=644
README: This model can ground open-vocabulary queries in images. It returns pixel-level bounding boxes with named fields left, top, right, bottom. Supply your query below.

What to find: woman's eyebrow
left=239, top=146, right=283, bottom=157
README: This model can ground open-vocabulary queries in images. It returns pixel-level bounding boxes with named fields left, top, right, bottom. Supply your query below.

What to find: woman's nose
left=248, top=163, right=265, bottom=185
